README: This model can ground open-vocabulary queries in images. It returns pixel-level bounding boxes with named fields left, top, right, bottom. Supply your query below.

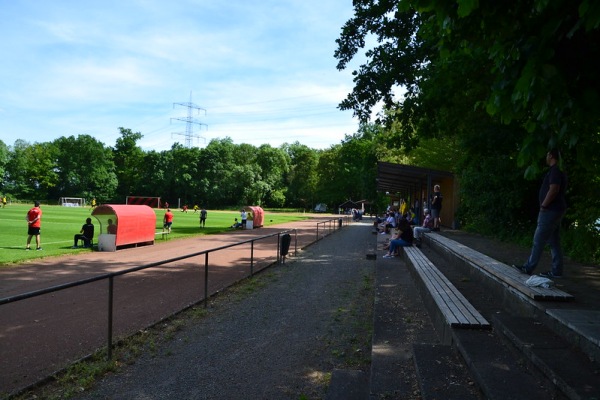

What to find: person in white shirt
left=240, top=210, right=247, bottom=229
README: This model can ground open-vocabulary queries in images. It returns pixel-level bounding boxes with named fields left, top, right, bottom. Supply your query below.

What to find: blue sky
left=0, top=1, right=363, bottom=151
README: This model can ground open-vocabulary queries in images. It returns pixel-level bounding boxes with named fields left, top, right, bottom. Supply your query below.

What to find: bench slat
left=427, top=234, right=573, bottom=301
left=411, top=250, right=476, bottom=326
left=405, top=246, right=490, bottom=329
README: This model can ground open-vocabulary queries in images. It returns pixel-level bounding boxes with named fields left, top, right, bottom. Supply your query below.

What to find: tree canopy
left=335, top=0, right=600, bottom=262
left=335, top=0, right=600, bottom=171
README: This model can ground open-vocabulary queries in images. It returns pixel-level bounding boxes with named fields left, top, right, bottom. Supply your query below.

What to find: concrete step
left=493, top=313, right=600, bottom=400
left=453, top=328, right=563, bottom=399
left=363, top=244, right=484, bottom=399
left=413, top=343, right=480, bottom=400
left=326, top=369, right=369, bottom=400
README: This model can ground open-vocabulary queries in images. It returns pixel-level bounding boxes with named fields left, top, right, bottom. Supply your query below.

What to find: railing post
left=204, top=252, right=209, bottom=308
left=277, top=233, right=281, bottom=264
left=107, top=276, right=114, bottom=360
left=250, top=240, right=255, bottom=276
left=294, top=229, right=298, bottom=256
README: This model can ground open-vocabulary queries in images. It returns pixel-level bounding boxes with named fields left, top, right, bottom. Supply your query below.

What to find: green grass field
left=0, top=204, right=309, bottom=267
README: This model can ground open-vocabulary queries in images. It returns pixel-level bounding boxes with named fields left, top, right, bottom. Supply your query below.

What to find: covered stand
left=92, top=204, right=156, bottom=251
left=244, top=206, right=264, bottom=229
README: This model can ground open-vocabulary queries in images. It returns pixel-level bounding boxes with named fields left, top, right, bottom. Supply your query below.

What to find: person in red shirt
left=26, top=201, right=42, bottom=251
left=163, top=208, right=174, bottom=234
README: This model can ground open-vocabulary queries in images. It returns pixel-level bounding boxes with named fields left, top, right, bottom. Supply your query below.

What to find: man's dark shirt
left=539, top=164, right=567, bottom=212
left=82, top=223, right=95, bottom=239
left=431, top=191, right=443, bottom=210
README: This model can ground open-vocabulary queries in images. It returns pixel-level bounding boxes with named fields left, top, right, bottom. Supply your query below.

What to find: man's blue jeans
left=389, top=238, right=412, bottom=254
left=524, top=209, right=564, bottom=275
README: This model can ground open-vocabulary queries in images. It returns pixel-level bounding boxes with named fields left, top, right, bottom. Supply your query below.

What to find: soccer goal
left=126, top=196, right=161, bottom=208
left=59, top=197, right=85, bottom=207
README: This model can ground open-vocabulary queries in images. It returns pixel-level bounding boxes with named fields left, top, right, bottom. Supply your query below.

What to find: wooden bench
left=404, top=246, right=490, bottom=330
left=426, top=233, right=573, bottom=302
left=156, top=230, right=171, bottom=240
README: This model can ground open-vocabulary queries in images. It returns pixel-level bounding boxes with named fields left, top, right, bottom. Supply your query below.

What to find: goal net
left=59, top=197, right=85, bottom=207
left=126, top=196, right=161, bottom=208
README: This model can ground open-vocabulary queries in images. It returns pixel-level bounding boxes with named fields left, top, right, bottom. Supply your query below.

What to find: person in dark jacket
left=73, top=218, right=94, bottom=248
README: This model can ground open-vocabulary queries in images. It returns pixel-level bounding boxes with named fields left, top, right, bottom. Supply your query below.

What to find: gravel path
left=73, top=222, right=375, bottom=400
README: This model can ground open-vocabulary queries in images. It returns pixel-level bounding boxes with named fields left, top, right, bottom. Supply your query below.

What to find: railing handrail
left=0, top=228, right=297, bottom=306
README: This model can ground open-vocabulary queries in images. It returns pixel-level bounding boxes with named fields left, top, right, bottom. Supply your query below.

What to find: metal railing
left=1, top=229, right=298, bottom=361
left=315, top=216, right=348, bottom=241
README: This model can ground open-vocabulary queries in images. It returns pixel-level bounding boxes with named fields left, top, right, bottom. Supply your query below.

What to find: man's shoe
left=513, top=264, right=531, bottom=275
left=382, top=254, right=394, bottom=258
left=25, top=247, right=31, bottom=251
left=540, top=271, right=562, bottom=279
left=36, top=247, right=42, bottom=251
left=72, top=245, right=78, bottom=249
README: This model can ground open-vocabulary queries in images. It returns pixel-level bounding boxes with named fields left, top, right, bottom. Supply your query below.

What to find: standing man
left=430, top=184, right=443, bottom=231
left=514, top=149, right=567, bottom=278
left=163, top=208, right=174, bottom=234
left=2, top=195, right=7, bottom=208
left=200, top=207, right=207, bottom=228
left=26, top=201, right=42, bottom=250
left=240, top=209, right=247, bottom=229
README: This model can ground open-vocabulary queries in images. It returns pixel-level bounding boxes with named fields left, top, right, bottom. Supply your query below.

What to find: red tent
left=92, top=204, right=156, bottom=250
left=244, top=206, right=264, bottom=228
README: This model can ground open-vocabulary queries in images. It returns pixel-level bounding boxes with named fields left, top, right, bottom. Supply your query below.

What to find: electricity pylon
left=171, top=91, right=207, bottom=147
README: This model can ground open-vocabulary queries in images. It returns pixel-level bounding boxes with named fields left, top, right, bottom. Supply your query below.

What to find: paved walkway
left=0, top=217, right=342, bottom=397
left=71, top=221, right=376, bottom=400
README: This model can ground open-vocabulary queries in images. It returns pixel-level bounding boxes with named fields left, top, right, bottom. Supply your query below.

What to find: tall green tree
left=254, top=144, right=290, bottom=207
left=316, top=126, right=379, bottom=209
left=198, top=138, right=239, bottom=206
left=335, top=0, right=600, bottom=169
left=165, top=144, right=203, bottom=206
left=113, top=128, right=145, bottom=200
left=282, top=142, right=319, bottom=209
left=137, top=150, right=170, bottom=200
left=52, top=135, right=117, bottom=202
left=4, top=140, right=58, bottom=200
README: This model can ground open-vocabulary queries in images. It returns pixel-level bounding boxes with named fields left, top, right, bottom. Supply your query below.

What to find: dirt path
left=0, top=217, right=338, bottom=396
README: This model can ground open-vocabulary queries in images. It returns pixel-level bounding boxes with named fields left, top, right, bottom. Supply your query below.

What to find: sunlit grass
left=0, top=204, right=309, bottom=267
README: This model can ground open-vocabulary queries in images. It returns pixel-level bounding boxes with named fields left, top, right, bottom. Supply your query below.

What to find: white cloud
left=0, top=0, right=361, bottom=150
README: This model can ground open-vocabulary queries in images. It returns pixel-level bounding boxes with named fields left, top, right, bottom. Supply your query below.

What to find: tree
left=53, top=135, right=117, bottom=202
left=198, top=138, right=239, bottom=207
left=282, top=142, right=319, bottom=209
left=335, top=0, right=600, bottom=169
left=113, top=128, right=145, bottom=199
left=165, top=143, right=203, bottom=206
left=335, top=0, right=600, bottom=262
left=4, top=140, right=58, bottom=200
left=254, top=144, right=290, bottom=207
left=315, top=126, right=379, bottom=209
left=137, top=150, right=170, bottom=200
